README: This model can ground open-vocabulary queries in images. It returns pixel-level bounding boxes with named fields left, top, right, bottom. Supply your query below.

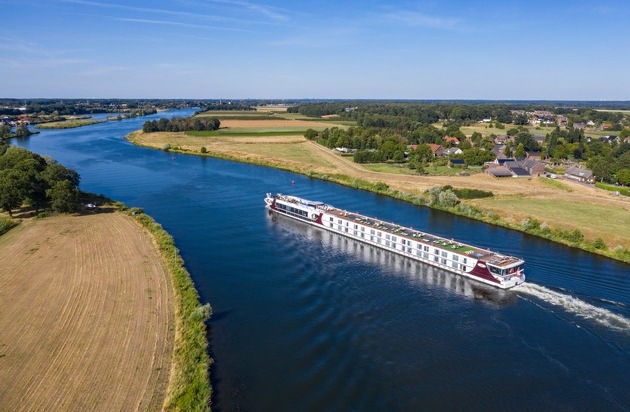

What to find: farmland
left=0, top=212, right=174, bottom=411
left=129, top=110, right=630, bottom=258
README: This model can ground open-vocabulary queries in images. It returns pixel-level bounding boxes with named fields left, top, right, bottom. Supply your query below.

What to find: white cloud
left=381, top=10, right=461, bottom=30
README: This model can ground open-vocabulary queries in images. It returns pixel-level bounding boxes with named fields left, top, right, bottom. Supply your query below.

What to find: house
left=443, top=147, right=463, bottom=156
left=494, top=135, right=509, bottom=144
left=492, top=144, right=506, bottom=159
left=525, top=151, right=543, bottom=161
left=573, top=122, right=586, bottom=130
left=427, top=144, right=444, bottom=157
left=502, top=159, right=545, bottom=177
left=444, top=136, right=460, bottom=145
left=565, top=166, right=595, bottom=184
left=521, top=159, right=546, bottom=176
left=486, top=167, right=514, bottom=178
left=510, top=167, right=531, bottom=177
left=494, top=157, right=516, bottom=166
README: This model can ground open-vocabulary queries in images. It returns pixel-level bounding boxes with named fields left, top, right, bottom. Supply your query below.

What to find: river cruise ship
left=265, top=193, right=525, bottom=290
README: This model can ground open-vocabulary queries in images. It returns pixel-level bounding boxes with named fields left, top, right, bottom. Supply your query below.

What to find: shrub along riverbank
left=125, top=132, right=629, bottom=264
left=0, top=217, right=18, bottom=236
left=114, top=202, right=212, bottom=411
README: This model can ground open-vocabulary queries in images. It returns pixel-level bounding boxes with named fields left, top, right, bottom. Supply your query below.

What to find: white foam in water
left=514, top=283, right=630, bottom=333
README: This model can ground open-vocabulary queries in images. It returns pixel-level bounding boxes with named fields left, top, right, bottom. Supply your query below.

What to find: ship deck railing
left=325, top=207, right=520, bottom=266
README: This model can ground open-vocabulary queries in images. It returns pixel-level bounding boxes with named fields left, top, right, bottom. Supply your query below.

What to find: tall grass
left=116, top=204, right=211, bottom=411
left=0, top=218, right=18, bottom=236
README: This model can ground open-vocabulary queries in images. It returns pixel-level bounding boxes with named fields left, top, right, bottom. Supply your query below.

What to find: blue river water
left=12, top=111, right=630, bottom=411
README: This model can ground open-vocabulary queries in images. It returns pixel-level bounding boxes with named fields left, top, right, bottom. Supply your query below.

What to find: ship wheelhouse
left=486, top=262, right=524, bottom=278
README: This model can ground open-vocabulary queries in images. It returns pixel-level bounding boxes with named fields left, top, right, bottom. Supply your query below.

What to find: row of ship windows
left=327, top=219, right=469, bottom=271
left=277, top=203, right=309, bottom=217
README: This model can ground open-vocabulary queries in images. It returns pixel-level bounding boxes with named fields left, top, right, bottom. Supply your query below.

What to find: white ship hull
left=265, top=194, right=525, bottom=290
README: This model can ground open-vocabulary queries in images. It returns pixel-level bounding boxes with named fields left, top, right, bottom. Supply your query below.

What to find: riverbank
left=126, top=130, right=630, bottom=264
left=0, top=208, right=211, bottom=411
left=116, top=203, right=212, bottom=411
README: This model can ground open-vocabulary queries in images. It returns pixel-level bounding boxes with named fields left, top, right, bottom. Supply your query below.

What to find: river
left=11, top=110, right=630, bottom=411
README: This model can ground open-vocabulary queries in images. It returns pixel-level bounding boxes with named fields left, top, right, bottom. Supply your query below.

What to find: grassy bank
left=0, top=217, right=19, bottom=236
left=126, top=131, right=629, bottom=264
left=36, top=119, right=105, bottom=129
left=595, top=182, right=630, bottom=197
left=114, top=203, right=212, bottom=411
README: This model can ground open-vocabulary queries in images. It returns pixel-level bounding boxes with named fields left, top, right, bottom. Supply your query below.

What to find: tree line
left=0, top=142, right=80, bottom=216
left=143, top=117, right=220, bottom=133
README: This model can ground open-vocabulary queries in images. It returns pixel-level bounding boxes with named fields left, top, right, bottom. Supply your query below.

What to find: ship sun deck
left=269, top=193, right=525, bottom=289
left=324, top=207, right=521, bottom=268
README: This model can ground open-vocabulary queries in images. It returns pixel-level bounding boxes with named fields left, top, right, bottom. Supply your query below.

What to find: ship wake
left=514, top=283, right=630, bottom=333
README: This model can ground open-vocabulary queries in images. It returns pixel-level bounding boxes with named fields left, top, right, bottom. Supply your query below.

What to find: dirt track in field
left=0, top=212, right=173, bottom=411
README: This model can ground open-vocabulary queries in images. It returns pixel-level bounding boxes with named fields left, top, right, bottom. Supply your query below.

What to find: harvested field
left=0, top=212, right=173, bottom=411
left=218, top=118, right=345, bottom=129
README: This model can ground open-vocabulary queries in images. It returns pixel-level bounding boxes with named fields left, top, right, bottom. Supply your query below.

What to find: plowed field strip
left=0, top=212, right=174, bottom=411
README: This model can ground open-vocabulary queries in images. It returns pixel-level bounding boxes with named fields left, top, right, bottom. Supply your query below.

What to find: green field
left=185, top=130, right=308, bottom=137
left=538, top=177, right=573, bottom=192
left=194, top=110, right=356, bottom=125
left=473, top=197, right=630, bottom=247
left=362, top=163, right=482, bottom=176
left=459, top=123, right=617, bottom=139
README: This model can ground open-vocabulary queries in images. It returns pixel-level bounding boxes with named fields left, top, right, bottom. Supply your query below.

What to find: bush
left=521, top=217, right=541, bottom=231
left=452, top=188, right=493, bottom=199
left=200, top=146, right=207, bottom=154
left=540, top=222, right=550, bottom=233
left=0, top=218, right=18, bottom=236
left=592, top=238, right=607, bottom=250
left=427, top=186, right=460, bottom=207
left=438, top=190, right=459, bottom=207
left=373, top=182, right=389, bottom=192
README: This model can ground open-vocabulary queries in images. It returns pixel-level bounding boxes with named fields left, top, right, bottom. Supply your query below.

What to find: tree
left=515, top=131, right=540, bottom=151
left=589, top=156, right=613, bottom=182
left=15, top=124, right=30, bottom=137
left=414, top=144, right=434, bottom=163
left=41, top=162, right=80, bottom=187
left=514, top=143, right=525, bottom=158
left=462, top=148, right=495, bottom=166
left=0, top=125, right=10, bottom=139
left=0, top=169, right=28, bottom=216
left=304, top=129, right=318, bottom=140
left=616, top=168, right=630, bottom=186
left=47, top=180, right=79, bottom=213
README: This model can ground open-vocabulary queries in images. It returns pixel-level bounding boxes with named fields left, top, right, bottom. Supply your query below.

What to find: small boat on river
left=265, top=193, right=525, bottom=289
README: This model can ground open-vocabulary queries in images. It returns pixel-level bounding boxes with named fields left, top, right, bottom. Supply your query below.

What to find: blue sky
left=1, top=0, right=629, bottom=99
